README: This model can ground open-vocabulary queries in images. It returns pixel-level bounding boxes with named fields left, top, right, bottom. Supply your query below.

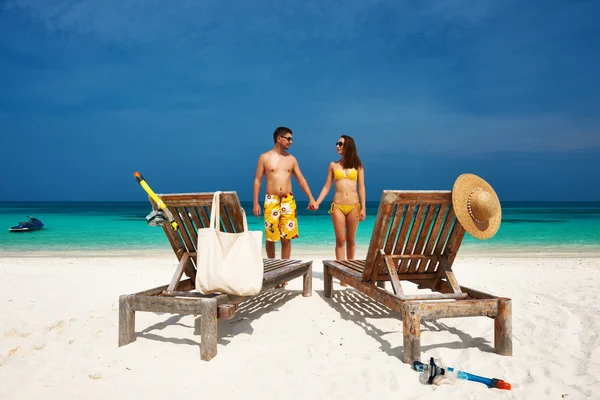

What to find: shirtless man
left=253, top=127, right=317, bottom=260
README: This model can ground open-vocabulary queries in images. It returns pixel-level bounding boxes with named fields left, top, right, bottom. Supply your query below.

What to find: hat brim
left=452, top=174, right=502, bottom=240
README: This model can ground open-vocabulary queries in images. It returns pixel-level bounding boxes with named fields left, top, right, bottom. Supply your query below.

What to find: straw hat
left=452, top=173, right=502, bottom=240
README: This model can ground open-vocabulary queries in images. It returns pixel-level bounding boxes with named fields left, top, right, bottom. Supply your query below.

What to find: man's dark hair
left=273, top=126, right=292, bottom=143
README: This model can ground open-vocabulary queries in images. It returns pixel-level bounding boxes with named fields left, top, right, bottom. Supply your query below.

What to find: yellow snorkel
left=134, top=171, right=179, bottom=231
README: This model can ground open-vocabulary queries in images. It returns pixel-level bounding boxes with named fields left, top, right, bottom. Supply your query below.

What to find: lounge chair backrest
left=362, top=190, right=466, bottom=283
left=150, top=192, right=244, bottom=262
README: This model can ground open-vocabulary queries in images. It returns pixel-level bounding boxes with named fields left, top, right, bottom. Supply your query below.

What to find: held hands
left=308, top=200, right=319, bottom=211
left=253, top=203, right=262, bottom=217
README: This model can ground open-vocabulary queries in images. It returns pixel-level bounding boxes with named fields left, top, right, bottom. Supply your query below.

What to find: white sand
left=1, top=253, right=599, bottom=400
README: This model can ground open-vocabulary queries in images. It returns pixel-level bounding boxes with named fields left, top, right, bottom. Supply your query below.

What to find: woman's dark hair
left=340, top=135, right=363, bottom=169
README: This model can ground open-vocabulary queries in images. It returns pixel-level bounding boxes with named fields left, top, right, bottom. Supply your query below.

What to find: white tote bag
left=195, top=191, right=264, bottom=296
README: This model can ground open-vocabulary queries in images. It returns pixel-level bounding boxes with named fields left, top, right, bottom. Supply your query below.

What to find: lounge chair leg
left=200, top=298, right=218, bottom=361
left=118, top=295, right=135, bottom=347
left=402, top=303, right=421, bottom=364
left=303, top=266, right=312, bottom=297
left=324, top=265, right=333, bottom=298
left=494, top=298, right=513, bottom=356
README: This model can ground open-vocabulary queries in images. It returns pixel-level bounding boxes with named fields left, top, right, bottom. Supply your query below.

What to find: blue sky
left=1, top=0, right=599, bottom=202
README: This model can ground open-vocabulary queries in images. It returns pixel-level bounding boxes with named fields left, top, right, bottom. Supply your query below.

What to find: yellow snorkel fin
left=134, top=171, right=179, bottom=231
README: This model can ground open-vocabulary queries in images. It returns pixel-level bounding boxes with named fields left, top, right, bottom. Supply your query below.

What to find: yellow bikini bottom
left=328, top=202, right=361, bottom=216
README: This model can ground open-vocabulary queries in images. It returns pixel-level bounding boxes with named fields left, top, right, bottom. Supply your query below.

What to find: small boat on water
left=9, top=216, right=44, bottom=232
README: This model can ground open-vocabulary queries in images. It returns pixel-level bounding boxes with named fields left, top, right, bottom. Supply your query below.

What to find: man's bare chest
left=265, top=160, right=294, bottom=174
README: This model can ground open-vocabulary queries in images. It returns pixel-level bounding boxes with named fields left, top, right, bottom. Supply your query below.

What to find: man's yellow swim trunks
left=263, top=193, right=299, bottom=242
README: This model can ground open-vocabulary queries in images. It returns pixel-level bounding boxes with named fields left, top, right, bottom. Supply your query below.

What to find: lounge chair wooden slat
left=429, top=206, right=456, bottom=272
left=363, top=194, right=397, bottom=281
left=262, top=258, right=275, bottom=267
left=329, top=260, right=357, bottom=273
left=337, top=260, right=365, bottom=274
left=196, top=206, right=211, bottom=228
left=159, top=198, right=213, bottom=207
left=119, top=191, right=313, bottom=361
left=375, top=190, right=454, bottom=204
left=188, top=206, right=205, bottom=230
left=407, top=204, right=438, bottom=273
left=395, top=272, right=437, bottom=280
left=156, top=192, right=224, bottom=205
left=401, top=292, right=468, bottom=300
left=223, top=195, right=244, bottom=233
left=161, top=259, right=309, bottom=296
left=323, top=189, right=512, bottom=364
left=167, top=205, right=196, bottom=254
left=164, top=221, right=186, bottom=259
left=398, top=205, right=427, bottom=274
left=345, top=259, right=363, bottom=267
left=383, top=204, right=405, bottom=254
left=263, top=259, right=299, bottom=272
left=387, top=254, right=440, bottom=260
left=418, top=204, right=450, bottom=273
left=178, top=206, right=199, bottom=246
left=444, top=219, right=466, bottom=268
left=263, top=258, right=287, bottom=268
left=149, top=198, right=185, bottom=257
left=219, top=203, right=234, bottom=232
left=392, top=204, right=415, bottom=256
left=327, top=260, right=364, bottom=278
left=263, top=260, right=312, bottom=286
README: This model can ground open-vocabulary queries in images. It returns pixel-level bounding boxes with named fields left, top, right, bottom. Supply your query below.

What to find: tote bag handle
left=209, top=191, right=222, bottom=230
left=209, top=191, right=248, bottom=232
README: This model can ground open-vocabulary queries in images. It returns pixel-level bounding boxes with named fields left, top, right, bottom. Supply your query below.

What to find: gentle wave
left=1, top=201, right=599, bottom=254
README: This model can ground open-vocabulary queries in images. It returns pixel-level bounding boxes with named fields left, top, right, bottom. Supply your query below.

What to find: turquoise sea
left=1, top=201, right=599, bottom=256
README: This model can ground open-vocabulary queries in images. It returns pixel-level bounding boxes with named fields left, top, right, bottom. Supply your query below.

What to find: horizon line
left=1, top=200, right=599, bottom=204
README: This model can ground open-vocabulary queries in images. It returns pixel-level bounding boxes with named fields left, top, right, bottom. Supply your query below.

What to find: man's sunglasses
left=280, top=136, right=293, bottom=142
left=336, top=141, right=344, bottom=147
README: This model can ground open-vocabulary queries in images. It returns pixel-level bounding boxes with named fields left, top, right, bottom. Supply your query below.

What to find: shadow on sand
left=316, top=287, right=494, bottom=360
left=136, top=288, right=302, bottom=349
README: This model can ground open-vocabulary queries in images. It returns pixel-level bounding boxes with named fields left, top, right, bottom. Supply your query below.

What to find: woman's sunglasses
left=336, top=141, right=344, bottom=147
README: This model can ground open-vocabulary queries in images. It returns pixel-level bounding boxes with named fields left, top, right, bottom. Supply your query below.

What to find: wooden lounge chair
left=118, top=191, right=312, bottom=360
left=323, top=190, right=512, bottom=364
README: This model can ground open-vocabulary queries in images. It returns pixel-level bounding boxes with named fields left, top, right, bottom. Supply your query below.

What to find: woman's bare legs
left=345, top=207, right=360, bottom=260
left=331, top=206, right=347, bottom=261
left=332, top=205, right=363, bottom=287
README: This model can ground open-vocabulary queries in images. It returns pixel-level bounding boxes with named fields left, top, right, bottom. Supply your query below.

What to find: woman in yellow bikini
left=314, top=135, right=366, bottom=277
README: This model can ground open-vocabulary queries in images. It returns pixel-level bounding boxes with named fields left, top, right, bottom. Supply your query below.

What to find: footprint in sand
left=0, top=347, right=20, bottom=367
left=46, top=320, right=67, bottom=333
left=3, top=329, right=31, bottom=338
left=45, top=318, right=76, bottom=334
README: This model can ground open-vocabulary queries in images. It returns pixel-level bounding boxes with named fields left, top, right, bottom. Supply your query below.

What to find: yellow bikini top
left=333, top=167, right=358, bottom=181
